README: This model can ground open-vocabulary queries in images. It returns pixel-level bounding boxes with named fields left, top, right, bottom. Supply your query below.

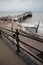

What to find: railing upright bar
left=0, top=29, right=2, bottom=38
left=15, top=29, right=20, bottom=52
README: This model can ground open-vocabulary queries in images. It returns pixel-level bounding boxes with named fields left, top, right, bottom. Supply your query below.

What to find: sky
left=0, top=0, right=43, bottom=12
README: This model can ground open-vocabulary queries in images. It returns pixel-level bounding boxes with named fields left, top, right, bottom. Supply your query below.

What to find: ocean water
left=20, top=12, right=43, bottom=36
left=0, top=12, right=43, bottom=36
left=0, top=12, right=23, bottom=17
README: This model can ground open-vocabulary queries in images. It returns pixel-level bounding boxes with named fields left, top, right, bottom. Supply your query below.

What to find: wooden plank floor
left=0, top=39, right=26, bottom=65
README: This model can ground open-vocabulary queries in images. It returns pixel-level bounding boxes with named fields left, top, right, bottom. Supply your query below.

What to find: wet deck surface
left=0, top=38, right=26, bottom=65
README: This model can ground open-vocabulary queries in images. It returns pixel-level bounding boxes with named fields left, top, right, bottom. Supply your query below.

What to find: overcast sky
left=0, top=0, right=43, bottom=12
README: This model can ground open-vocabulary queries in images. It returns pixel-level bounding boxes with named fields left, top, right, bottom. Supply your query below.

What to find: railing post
left=16, top=29, right=20, bottom=53
left=0, top=29, right=2, bottom=38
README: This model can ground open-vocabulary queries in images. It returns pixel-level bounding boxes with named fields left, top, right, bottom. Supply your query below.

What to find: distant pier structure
left=14, top=12, right=32, bottom=22
left=0, top=11, right=32, bottom=22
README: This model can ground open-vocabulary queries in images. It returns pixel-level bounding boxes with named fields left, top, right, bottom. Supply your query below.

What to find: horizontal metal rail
left=0, top=27, right=43, bottom=64
left=0, top=27, right=43, bottom=43
left=0, top=27, right=15, bottom=33
left=19, top=40, right=43, bottom=53
left=1, top=29, right=43, bottom=53
left=19, top=32, right=43, bottom=43
left=20, top=46, right=43, bottom=63
left=2, top=33, right=16, bottom=45
left=2, top=30, right=13, bottom=38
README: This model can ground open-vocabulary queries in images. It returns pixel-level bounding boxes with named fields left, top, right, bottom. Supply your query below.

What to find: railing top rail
left=0, top=27, right=43, bottom=64
left=20, top=46, right=43, bottom=63
left=1, top=29, right=43, bottom=53
left=0, top=27, right=15, bottom=33
left=19, top=30, right=43, bottom=43
left=0, top=27, right=43, bottom=43
left=19, top=40, right=43, bottom=53
left=19, top=30, right=43, bottom=39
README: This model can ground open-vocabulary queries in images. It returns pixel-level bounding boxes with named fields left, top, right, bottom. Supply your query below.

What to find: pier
left=14, top=12, right=32, bottom=22
left=0, top=12, right=32, bottom=23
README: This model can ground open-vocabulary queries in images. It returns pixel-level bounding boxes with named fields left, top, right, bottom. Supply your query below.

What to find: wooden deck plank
left=0, top=39, right=26, bottom=65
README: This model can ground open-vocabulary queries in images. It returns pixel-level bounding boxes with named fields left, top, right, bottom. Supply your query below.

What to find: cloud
left=0, top=0, right=43, bottom=12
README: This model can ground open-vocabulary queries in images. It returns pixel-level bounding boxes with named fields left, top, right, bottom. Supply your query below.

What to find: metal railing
left=0, top=27, right=43, bottom=64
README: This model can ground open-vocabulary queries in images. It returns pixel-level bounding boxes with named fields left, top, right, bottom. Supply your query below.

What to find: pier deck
left=0, top=38, right=26, bottom=65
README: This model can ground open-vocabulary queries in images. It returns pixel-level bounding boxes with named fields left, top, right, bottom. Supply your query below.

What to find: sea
left=0, top=11, right=43, bottom=36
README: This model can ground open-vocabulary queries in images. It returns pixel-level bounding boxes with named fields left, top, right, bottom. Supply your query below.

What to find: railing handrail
left=19, top=29, right=43, bottom=39
left=0, top=27, right=43, bottom=64
left=0, top=27, right=15, bottom=33
left=20, top=46, right=43, bottom=63
left=0, top=27, right=43, bottom=43
left=19, top=40, right=43, bottom=53
left=0, top=27, right=43, bottom=52
left=1, top=28, right=43, bottom=52
left=19, top=30, right=43, bottom=43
